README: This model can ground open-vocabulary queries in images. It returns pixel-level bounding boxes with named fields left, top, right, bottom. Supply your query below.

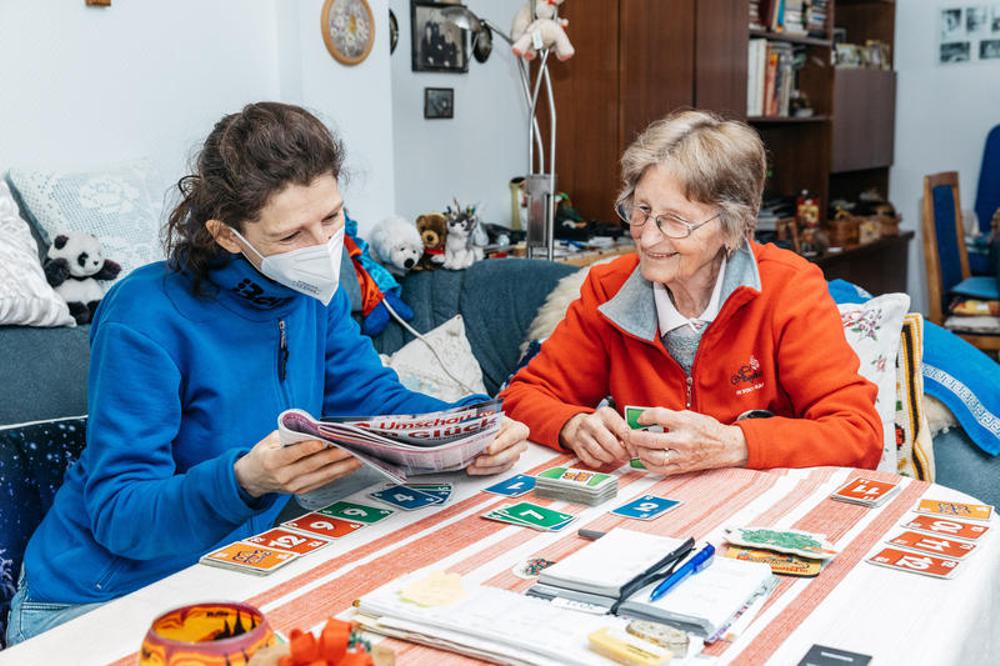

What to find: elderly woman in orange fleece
left=500, top=110, right=882, bottom=475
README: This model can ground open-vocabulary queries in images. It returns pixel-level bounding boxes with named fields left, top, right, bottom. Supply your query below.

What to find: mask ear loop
left=227, top=227, right=268, bottom=268
left=380, top=297, right=480, bottom=396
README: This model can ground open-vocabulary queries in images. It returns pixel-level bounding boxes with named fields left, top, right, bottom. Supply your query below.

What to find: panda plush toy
left=43, top=231, right=122, bottom=324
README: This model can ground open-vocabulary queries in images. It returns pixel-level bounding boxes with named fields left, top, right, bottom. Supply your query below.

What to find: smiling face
left=630, top=163, right=727, bottom=288
left=209, top=174, right=345, bottom=266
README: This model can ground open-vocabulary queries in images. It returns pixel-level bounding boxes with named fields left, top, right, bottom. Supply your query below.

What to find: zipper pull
left=685, top=376, right=693, bottom=409
left=278, top=319, right=289, bottom=382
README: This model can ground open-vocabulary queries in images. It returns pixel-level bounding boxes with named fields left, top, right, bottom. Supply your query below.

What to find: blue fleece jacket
left=24, top=256, right=472, bottom=604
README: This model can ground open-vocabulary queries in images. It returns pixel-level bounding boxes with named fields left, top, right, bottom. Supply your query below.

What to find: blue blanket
left=828, top=280, right=1000, bottom=455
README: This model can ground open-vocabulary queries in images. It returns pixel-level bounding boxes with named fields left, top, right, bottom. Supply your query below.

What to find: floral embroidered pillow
left=838, top=293, right=910, bottom=472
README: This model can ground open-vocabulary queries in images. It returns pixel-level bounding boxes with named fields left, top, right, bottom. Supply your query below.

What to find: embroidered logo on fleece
left=731, top=354, right=764, bottom=396
left=231, top=278, right=290, bottom=307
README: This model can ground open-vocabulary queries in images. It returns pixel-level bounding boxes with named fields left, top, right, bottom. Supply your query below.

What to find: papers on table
left=278, top=400, right=502, bottom=484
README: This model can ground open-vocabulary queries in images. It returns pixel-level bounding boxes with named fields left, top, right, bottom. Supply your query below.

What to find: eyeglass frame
left=616, top=200, right=723, bottom=239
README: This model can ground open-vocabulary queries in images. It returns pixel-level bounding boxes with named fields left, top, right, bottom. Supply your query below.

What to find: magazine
left=278, top=400, right=503, bottom=484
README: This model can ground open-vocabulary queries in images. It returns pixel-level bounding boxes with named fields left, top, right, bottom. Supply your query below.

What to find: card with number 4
left=484, top=474, right=536, bottom=497
left=369, top=485, right=443, bottom=510
left=866, top=547, right=960, bottom=579
left=611, top=495, right=682, bottom=520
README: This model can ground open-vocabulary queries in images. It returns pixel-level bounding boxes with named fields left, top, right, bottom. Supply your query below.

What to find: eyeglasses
left=616, top=201, right=722, bottom=239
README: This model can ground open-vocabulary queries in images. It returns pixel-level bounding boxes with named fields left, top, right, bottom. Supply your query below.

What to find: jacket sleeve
left=83, top=322, right=274, bottom=561
left=322, top=289, right=485, bottom=417
left=499, top=271, right=613, bottom=450
left=736, top=264, right=883, bottom=469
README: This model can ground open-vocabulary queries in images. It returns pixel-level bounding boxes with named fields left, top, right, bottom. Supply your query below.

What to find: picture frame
left=424, top=87, right=455, bottom=119
left=411, top=1, right=468, bottom=73
left=321, top=0, right=376, bottom=66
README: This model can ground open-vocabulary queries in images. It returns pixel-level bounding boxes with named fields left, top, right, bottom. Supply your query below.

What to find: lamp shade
left=138, top=602, right=276, bottom=666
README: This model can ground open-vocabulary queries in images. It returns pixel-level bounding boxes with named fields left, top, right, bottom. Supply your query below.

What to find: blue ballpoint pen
left=648, top=543, right=716, bottom=602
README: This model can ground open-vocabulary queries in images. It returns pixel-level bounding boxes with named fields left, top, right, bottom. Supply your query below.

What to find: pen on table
left=648, top=543, right=716, bottom=602
left=578, top=528, right=606, bottom=540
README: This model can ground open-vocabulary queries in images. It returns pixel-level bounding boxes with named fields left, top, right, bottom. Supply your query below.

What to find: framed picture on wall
left=424, top=87, right=454, bottom=119
left=411, top=1, right=468, bottom=73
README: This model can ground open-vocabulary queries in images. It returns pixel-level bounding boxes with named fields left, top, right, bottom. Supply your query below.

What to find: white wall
left=891, top=0, right=1000, bottom=314
left=390, top=0, right=529, bottom=226
left=0, top=0, right=396, bottom=235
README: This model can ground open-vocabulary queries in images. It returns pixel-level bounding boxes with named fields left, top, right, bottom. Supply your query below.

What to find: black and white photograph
left=410, top=1, right=468, bottom=73
left=941, top=40, right=972, bottom=63
left=966, top=5, right=989, bottom=35
left=981, top=38, right=1000, bottom=58
left=423, top=86, right=454, bottom=118
left=941, top=8, right=964, bottom=41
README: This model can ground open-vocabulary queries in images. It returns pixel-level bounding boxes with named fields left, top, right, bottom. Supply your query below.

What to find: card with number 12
left=866, top=547, right=960, bottom=579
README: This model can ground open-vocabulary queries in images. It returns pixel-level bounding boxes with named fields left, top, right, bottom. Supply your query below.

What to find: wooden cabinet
left=832, top=68, right=896, bottom=173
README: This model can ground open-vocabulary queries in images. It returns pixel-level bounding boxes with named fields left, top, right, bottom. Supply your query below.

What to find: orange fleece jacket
left=500, top=243, right=882, bottom=470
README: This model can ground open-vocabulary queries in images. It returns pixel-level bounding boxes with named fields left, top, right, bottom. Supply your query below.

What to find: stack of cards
left=482, top=501, right=576, bottom=532
left=369, top=482, right=452, bottom=510
left=534, top=466, right=618, bottom=506
left=829, top=476, right=900, bottom=508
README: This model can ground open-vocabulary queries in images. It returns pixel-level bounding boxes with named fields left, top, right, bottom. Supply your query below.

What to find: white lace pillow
left=0, top=181, right=74, bottom=327
left=380, top=315, right=487, bottom=401
left=6, top=159, right=166, bottom=280
left=838, top=293, right=910, bottom=473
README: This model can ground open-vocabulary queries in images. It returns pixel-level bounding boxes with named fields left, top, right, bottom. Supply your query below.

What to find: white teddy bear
left=511, top=0, right=575, bottom=62
left=369, top=215, right=424, bottom=276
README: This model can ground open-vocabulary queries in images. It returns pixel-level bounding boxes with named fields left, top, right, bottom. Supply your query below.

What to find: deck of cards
left=369, top=482, right=452, bottom=510
left=482, top=501, right=576, bottom=532
left=533, top=466, right=618, bottom=506
left=830, top=476, right=900, bottom=507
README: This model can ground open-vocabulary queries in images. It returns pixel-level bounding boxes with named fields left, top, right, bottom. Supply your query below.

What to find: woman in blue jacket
left=6, top=102, right=529, bottom=645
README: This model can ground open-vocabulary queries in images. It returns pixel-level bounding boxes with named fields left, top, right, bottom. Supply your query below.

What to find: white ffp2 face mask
left=231, top=227, right=345, bottom=306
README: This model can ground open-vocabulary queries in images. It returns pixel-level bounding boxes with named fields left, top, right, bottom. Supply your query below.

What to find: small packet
left=724, top=526, right=838, bottom=560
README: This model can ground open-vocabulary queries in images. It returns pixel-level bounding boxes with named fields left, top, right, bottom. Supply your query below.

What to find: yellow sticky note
left=588, top=627, right=671, bottom=666
left=399, top=570, right=466, bottom=607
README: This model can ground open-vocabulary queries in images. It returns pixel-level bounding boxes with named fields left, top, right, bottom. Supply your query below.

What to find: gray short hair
left=617, top=110, right=767, bottom=252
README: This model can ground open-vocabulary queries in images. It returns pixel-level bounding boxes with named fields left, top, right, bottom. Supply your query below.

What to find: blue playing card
left=610, top=495, right=682, bottom=520
left=369, top=485, right=444, bottom=510
left=484, top=474, right=536, bottom=497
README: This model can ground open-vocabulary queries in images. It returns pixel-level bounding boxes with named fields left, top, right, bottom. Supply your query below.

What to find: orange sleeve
left=737, top=263, right=883, bottom=469
left=499, top=271, right=614, bottom=451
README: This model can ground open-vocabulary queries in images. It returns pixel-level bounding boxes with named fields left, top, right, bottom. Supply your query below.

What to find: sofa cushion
left=0, top=416, right=88, bottom=646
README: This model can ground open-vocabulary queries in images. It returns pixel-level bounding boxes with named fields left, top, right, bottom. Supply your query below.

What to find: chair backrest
left=975, top=124, right=1000, bottom=236
left=0, top=416, right=87, bottom=647
left=922, top=171, right=970, bottom=325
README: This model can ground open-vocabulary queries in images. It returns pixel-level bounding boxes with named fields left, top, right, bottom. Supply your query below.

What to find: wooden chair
left=922, top=171, right=1000, bottom=353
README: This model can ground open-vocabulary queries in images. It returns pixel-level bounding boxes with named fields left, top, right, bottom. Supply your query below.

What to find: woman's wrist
left=720, top=424, right=749, bottom=467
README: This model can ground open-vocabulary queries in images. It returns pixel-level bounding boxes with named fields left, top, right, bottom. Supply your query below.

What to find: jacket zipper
left=277, top=319, right=291, bottom=407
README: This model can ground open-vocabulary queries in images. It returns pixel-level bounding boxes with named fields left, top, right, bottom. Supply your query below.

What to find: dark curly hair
left=164, top=102, right=346, bottom=294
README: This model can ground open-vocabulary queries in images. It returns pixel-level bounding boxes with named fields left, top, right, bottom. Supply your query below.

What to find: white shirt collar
left=653, top=255, right=727, bottom=335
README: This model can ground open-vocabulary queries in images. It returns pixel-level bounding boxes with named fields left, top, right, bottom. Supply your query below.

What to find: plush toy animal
left=443, top=202, right=485, bottom=271
left=369, top=215, right=424, bottom=276
left=43, top=231, right=121, bottom=325
left=414, top=213, right=448, bottom=271
left=511, top=0, right=575, bottom=62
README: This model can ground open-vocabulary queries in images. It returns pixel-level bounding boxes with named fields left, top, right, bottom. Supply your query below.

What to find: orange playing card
left=830, top=477, right=899, bottom=507
left=200, top=542, right=299, bottom=575
left=915, top=499, right=993, bottom=522
left=901, top=514, right=991, bottom=542
left=866, top=547, right=960, bottom=579
left=246, top=528, right=330, bottom=555
left=282, top=513, right=365, bottom=539
left=886, top=530, right=977, bottom=559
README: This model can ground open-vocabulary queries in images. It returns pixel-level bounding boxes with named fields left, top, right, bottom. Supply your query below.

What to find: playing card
left=914, top=499, right=993, bottom=522
left=484, top=474, right=536, bottom=497
left=886, top=530, right=977, bottom=559
left=866, top=547, right=960, bottom=579
left=610, top=495, right=682, bottom=520
left=282, top=513, right=365, bottom=538
left=901, top=514, right=991, bottom=542
left=498, top=501, right=575, bottom=530
left=406, top=483, right=453, bottom=503
left=537, top=466, right=616, bottom=490
left=245, top=528, right=330, bottom=555
left=200, top=542, right=299, bottom=575
left=830, top=477, right=899, bottom=506
left=723, top=545, right=822, bottom=577
left=318, top=501, right=394, bottom=524
left=369, top=485, right=444, bottom=510
left=624, top=406, right=662, bottom=471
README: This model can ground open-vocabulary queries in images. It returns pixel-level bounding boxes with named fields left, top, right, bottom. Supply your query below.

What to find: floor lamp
left=442, top=6, right=558, bottom=260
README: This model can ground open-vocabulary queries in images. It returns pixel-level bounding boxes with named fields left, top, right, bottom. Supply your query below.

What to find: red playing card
left=866, top=547, right=960, bottom=579
left=902, top=514, right=991, bottom=542
left=246, top=528, right=330, bottom=555
left=887, top=530, right=977, bottom=559
left=283, top=513, right=364, bottom=539
left=832, top=477, right=898, bottom=501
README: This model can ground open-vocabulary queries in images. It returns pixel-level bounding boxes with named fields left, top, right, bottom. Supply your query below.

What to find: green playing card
left=625, top=405, right=664, bottom=470
left=501, top=502, right=575, bottom=530
left=537, top=467, right=614, bottom=489
left=317, top=501, right=394, bottom=524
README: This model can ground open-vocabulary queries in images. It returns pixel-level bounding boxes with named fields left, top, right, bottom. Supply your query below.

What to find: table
left=4, top=444, right=998, bottom=665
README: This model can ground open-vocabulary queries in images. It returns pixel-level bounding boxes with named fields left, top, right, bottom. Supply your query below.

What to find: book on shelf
left=748, top=40, right=797, bottom=118
left=749, top=0, right=766, bottom=31
left=805, top=0, right=829, bottom=37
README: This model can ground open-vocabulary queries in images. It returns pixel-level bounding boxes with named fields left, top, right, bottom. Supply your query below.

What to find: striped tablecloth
left=4, top=444, right=998, bottom=666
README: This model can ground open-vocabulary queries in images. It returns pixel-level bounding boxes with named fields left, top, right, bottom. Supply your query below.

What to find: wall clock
left=321, top=0, right=375, bottom=66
